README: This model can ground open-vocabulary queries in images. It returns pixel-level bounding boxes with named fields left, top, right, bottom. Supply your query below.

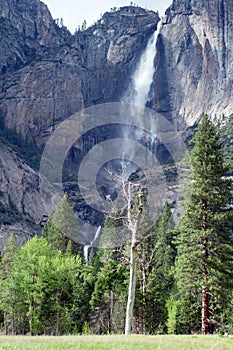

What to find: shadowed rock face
left=0, top=0, right=70, bottom=74
left=0, top=0, right=233, bottom=245
left=0, top=1, right=159, bottom=243
left=0, top=139, right=60, bottom=248
left=0, top=2, right=159, bottom=146
left=153, top=0, right=233, bottom=126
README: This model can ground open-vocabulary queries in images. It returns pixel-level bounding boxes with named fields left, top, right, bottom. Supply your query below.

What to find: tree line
left=0, top=116, right=232, bottom=335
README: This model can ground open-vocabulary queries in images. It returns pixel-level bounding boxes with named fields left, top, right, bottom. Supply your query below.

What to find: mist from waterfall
left=84, top=245, right=91, bottom=263
left=128, top=20, right=161, bottom=108
left=84, top=22, right=162, bottom=253
left=121, top=20, right=161, bottom=159
left=123, top=19, right=161, bottom=110
left=84, top=225, right=101, bottom=263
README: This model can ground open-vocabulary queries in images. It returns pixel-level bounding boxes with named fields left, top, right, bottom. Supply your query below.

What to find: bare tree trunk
left=29, top=300, right=33, bottom=336
left=141, top=261, right=147, bottom=335
left=125, top=241, right=137, bottom=335
left=122, top=182, right=144, bottom=335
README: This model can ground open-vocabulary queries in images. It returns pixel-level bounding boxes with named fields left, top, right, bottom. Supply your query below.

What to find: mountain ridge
left=0, top=0, right=232, bottom=246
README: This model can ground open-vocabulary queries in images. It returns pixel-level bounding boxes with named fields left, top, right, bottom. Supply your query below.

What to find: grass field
left=0, top=335, right=233, bottom=350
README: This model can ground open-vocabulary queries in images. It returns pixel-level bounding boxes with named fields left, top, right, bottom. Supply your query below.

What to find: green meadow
left=0, top=335, right=233, bottom=350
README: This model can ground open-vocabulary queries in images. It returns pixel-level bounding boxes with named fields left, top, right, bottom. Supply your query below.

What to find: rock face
left=0, top=1, right=159, bottom=244
left=153, top=0, right=233, bottom=126
left=0, top=140, right=57, bottom=222
left=1, top=0, right=233, bottom=247
left=0, top=0, right=70, bottom=74
left=0, top=3, right=159, bottom=146
left=0, top=139, right=59, bottom=249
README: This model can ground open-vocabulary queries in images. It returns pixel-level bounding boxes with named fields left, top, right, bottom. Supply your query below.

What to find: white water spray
left=124, top=20, right=161, bottom=108
left=121, top=20, right=162, bottom=159
left=84, top=245, right=91, bottom=263
left=85, top=23, right=162, bottom=255
left=84, top=225, right=102, bottom=263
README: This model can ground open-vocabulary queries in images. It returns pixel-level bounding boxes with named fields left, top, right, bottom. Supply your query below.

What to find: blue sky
left=43, top=0, right=172, bottom=33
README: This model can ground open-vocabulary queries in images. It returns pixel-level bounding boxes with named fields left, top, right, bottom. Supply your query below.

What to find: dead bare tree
left=123, top=182, right=145, bottom=335
left=103, top=162, right=159, bottom=335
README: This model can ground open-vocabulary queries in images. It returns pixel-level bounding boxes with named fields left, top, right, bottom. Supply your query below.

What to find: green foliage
left=42, top=218, right=69, bottom=253
left=42, top=193, right=81, bottom=254
left=0, top=233, right=19, bottom=278
left=82, top=321, right=92, bottom=335
left=90, top=242, right=127, bottom=334
left=219, top=114, right=233, bottom=175
left=49, top=193, right=79, bottom=243
left=1, top=115, right=232, bottom=336
left=91, top=202, right=177, bottom=335
left=0, top=233, right=19, bottom=330
left=173, top=115, right=233, bottom=334
left=0, top=236, right=93, bottom=335
left=143, top=203, right=176, bottom=334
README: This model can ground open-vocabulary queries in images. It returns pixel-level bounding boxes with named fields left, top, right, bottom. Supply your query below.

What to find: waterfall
left=124, top=20, right=161, bottom=108
left=85, top=23, right=161, bottom=255
left=121, top=20, right=161, bottom=160
left=84, top=225, right=102, bottom=263
left=84, top=245, right=91, bottom=263
left=93, top=225, right=101, bottom=243
left=130, top=21, right=161, bottom=107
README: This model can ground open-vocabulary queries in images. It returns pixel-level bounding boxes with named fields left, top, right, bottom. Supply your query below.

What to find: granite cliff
left=0, top=1, right=159, bottom=245
left=0, top=0, right=232, bottom=246
left=0, top=2, right=159, bottom=146
left=153, top=0, right=233, bottom=126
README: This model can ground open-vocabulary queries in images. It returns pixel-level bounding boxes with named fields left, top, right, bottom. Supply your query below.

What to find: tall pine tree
left=146, top=202, right=176, bottom=334
left=175, top=115, right=233, bottom=334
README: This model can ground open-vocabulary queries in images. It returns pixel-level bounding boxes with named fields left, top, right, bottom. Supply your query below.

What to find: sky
left=42, top=0, right=172, bottom=33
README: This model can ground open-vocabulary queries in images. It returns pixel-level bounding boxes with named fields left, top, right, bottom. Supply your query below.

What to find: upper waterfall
left=121, top=20, right=161, bottom=154
left=123, top=20, right=161, bottom=108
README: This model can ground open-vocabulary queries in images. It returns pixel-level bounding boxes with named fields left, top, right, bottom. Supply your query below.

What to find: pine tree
left=146, top=202, right=176, bottom=334
left=0, top=233, right=18, bottom=279
left=43, top=193, right=80, bottom=254
left=42, top=218, right=68, bottom=253
left=90, top=215, right=127, bottom=334
left=175, top=115, right=233, bottom=334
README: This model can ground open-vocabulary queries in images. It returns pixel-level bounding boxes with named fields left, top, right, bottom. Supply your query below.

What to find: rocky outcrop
left=0, top=0, right=70, bottom=74
left=0, top=2, right=159, bottom=245
left=0, top=139, right=59, bottom=247
left=0, top=60, right=84, bottom=146
left=74, top=7, right=159, bottom=106
left=0, top=4, right=159, bottom=146
left=1, top=0, right=233, bottom=247
left=0, top=140, right=57, bottom=221
left=153, top=0, right=233, bottom=125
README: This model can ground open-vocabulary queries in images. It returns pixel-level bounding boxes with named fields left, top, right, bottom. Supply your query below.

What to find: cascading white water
left=130, top=21, right=161, bottom=108
left=84, top=225, right=102, bottom=263
left=124, top=20, right=161, bottom=109
left=122, top=20, right=161, bottom=158
left=84, top=22, right=162, bottom=255
left=94, top=225, right=102, bottom=242
left=84, top=245, right=91, bottom=263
